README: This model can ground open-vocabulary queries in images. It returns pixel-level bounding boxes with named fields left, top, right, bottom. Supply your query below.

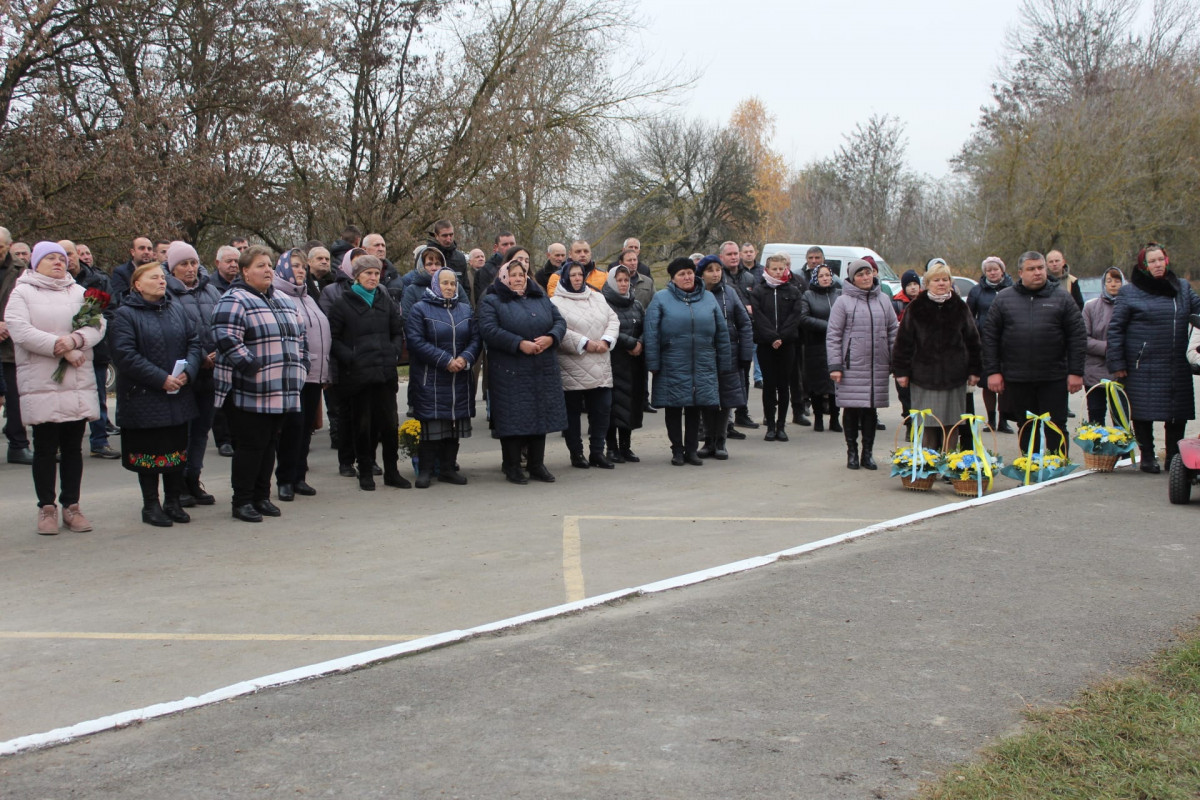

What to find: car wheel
left=105, top=364, right=117, bottom=394
left=1168, top=454, right=1191, bottom=505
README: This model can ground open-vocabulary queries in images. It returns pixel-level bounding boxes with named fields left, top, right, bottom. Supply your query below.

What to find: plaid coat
left=212, top=280, right=308, bottom=414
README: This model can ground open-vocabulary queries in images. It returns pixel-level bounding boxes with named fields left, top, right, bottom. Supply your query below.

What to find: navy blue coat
left=1106, top=268, right=1200, bottom=421
left=644, top=282, right=732, bottom=408
left=109, top=292, right=202, bottom=429
left=708, top=280, right=752, bottom=408
left=477, top=278, right=568, bottom=437
left=966, top=274, right=1013, bottom=329
left=406, top=285, right=482, bottom=421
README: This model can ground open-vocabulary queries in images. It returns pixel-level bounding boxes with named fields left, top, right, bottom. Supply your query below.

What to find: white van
left=761, top=243, right=900, bottom=296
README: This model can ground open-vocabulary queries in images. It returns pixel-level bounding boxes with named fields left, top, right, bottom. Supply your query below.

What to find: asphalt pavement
left=1, top=389, right=1197, bottom=798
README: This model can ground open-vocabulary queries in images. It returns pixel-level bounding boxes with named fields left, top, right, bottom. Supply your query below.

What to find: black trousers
left=276, top=383, right=322, bottom=484
left=3, top=361, right=29, bottom=449
left=1133, top=419, right=1187, bottom=464
left=1002, top=379, right=1069, bottom=455
left=841, top=408, right=878, bottom=450
left=224, top=399, right=284, bottom=506
left=757, top=343, right=793, bottom=425
left=789, top=346, right=807, bottom=415
left=346, top=382, right=399, bottom=474
left=31, top=419, right=85, bottom=508
left=185, top=376, right=216, bottom=476
left=564, top=387, right=612, bottom=456
left=501, top=434, right=546, bottom=471
left=665, top=406, right=717, bottom=455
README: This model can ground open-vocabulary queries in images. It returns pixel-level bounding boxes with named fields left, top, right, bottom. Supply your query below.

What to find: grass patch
left=919, top=626, right=1200, bottom=799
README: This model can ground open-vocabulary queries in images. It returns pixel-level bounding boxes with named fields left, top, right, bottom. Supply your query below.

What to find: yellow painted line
left=561, top=515, right=881, bottom=603
left=0, top=632, right=422, bottom=642
left=563, top=516, right=585, bottom=603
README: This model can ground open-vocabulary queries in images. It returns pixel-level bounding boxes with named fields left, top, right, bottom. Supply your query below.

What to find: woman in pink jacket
left=4, top=242, right=106, bottom=534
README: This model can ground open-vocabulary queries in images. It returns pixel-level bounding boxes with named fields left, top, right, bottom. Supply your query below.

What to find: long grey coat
left=826, top=280, right=898, bottom=409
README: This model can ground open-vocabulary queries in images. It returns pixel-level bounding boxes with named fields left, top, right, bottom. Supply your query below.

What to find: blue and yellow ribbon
left=960, top=413, right=993, bottom=495
left=1023, top=411, right=1066, bottom=485
left=908, top=408, right=933, bottom=481
left=1099, top=379, right=1131, bottom=432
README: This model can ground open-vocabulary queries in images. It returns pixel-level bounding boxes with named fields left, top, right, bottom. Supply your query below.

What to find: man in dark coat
left=328, top=225, right=361, bottom=268
left=740, top=242, right=764, bottom=281
left=982, top=250, right=1086, bottom=455
left=713, top=243, right=759, bottom=430
left=536, top=242, right=567, bottom=289
left=474, top=230, right=516, bottom=306
left=108, top=235, right=157, bottom=307
left=0, top=225, right=33, bottom=463
left=608, top=237, right=652, bottom=278
left=208, top=244, right=242, bottom=457
left=422, top=219, right=471, bottom=301
left=63, top=240, right=119, bottom=458
left=1046, top=249, right=1085, bottom=310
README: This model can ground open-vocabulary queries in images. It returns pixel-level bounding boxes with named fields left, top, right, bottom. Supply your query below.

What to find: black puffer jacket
left=109, top=291, right=203, bottom=429
left=891, top=292, right=982, bottom=390
left=981, top=280, right=1086, bottom=382
left=966, top=273, right=1013, bottom=329
left=1106, top=268, right=1200, bottom=421
left=749, top=277, right=804, bottom=345
left=602, top=282, right=646, bottom=431
left=708, top=280, right=753, bottom=408
left=327, top=287, right=405, bottom=388
left=723, top=266, right=758, bottom=309
left=73, top=264, right=113, bottom=364
left=799, top=282, right=841, bottom=396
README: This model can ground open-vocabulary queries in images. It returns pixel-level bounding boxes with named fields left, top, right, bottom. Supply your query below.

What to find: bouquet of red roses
left=52, top=288, right=110, bottom=383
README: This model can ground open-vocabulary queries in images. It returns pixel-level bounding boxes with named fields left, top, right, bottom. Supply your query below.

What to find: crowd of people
left=0, top=221, right=1195, bottom=535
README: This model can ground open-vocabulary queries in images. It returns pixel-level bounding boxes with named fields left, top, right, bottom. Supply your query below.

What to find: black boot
left=775, top=416, right=789, bottom=442
left=438, top=440, right=468, bottom=484
left=163, top=496, right=191, bottom=523
left=812, top=410, right=824, bottom=432
left=846, top=446, right=860, bottom=470
left=142, top=501, right=173, bottom=527
left=713, top=437, right=729, bottom=460
left=829, top=402, right=843, bottom=433
left=861, top=414, right=878, bottom=470
left=185, top=472, right=215, bottom=505
left=844, top=410, right=860, bottom=469
left=697, top=439, right=716, bottom=458
left=764, top=423, right=777, bottom=441
left=415, top=441, right=436, bottom=488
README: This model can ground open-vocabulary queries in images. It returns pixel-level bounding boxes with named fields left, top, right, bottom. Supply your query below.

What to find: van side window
left=825, top=259, right=842, bottom=277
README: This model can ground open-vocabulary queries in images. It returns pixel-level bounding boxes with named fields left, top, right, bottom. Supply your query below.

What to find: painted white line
left=0, top=461, right=1120, bottom=757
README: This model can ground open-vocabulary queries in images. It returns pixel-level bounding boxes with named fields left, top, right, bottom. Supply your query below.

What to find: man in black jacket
left=535, top=242, right=567, bottom=289
left=982, top=250, right=1086, bottom=455
left=474, top=230, right=516, bottom=305
left=425, top=220, right=471, bottom=297
left=109, top=236, right=157, bottom=307
left=1046, top=249, right=1085, bottom=309
left=0, top=225, right=33, bottom=463
left=719, top=241, right=759, bottom=429
left=62, top=240, right=119, bottom=458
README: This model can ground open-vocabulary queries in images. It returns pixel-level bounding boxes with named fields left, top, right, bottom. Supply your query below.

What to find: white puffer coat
left=551, top=287, right=620, bottom=391
left=5, top=270, right=105, bottom=425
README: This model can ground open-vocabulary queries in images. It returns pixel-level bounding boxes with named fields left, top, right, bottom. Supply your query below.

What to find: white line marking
left=0, top=462, right=1111, bottom=756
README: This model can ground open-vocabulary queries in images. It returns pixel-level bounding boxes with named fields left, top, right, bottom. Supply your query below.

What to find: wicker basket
left=901, top=475, right=937, bottom=491
left=1083, top=451, right=1120, bottom=472
left=893, top=413, right=945, bottom=492
left=944, top=419, right=1001, bottom=498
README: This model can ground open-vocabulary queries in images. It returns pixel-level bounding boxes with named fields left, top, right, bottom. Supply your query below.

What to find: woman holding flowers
left=1107, top=243, right=1200, bottom=473
left=3, top=242, right=107, bottom=534
left=110, top=260, right=203, bottom=527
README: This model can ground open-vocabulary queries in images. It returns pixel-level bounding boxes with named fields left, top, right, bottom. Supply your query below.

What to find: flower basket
left=941, top=416, right=1004, bottom=497
left=1073, top=383, right=1135, bottom=473
left=1000, top=413, right=1077, bottom=484
left=889, top=411, right=944, bottom=490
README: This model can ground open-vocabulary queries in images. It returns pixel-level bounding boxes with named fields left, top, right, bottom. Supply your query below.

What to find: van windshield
left=873, top=259, right=898, bottom=280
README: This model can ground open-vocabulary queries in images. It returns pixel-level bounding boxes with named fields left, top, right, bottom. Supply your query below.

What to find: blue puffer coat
left=477, top=277, right=568, bottom=437
left=644, top=282, right=732, bottom=408
left=406, top=276, right=482, bottom=421
left=109, top=291, right=203, bottom=429
left=1106, top=268, right=1200, bottom=421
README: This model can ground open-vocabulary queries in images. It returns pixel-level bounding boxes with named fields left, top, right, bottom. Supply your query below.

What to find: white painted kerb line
left=0, top=464, right=1107, bottom=756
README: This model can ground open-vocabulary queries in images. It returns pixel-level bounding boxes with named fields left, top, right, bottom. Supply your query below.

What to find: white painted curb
left=0, top=461, right=1120, bottom=756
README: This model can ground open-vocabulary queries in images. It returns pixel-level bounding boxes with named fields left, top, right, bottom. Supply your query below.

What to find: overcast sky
left=633, top=0, right=1027, bottom=178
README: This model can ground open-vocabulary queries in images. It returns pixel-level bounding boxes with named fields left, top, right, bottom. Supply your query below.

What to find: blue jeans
left=89, top=362, right=111, bottom=451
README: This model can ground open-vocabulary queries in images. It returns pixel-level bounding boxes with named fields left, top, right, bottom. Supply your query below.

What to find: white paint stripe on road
left=0, top=462, right=1115, bottom=757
